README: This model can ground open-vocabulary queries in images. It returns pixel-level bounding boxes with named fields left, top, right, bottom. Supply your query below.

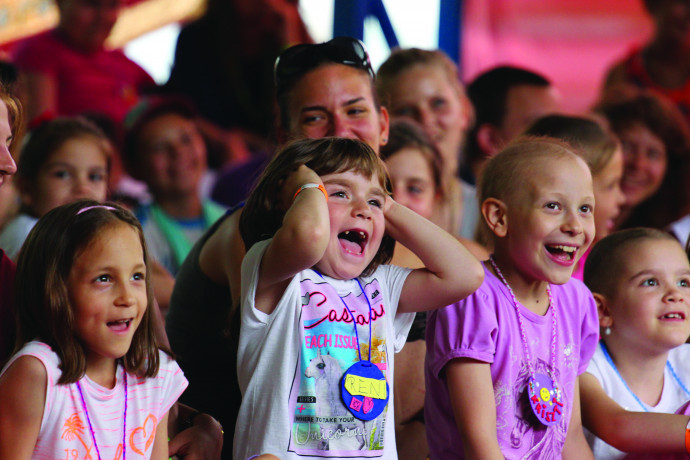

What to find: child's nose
left=115, top=284, right=136, bottom=307
left=664, top=285, right=686, bottom=303
left=561, top=210, right=583, bottom=235
left=351, top=198, right=372, bottom=218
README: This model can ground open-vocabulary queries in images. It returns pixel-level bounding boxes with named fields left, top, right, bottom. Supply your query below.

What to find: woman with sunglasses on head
left=165, top=37, right=391, bottom=459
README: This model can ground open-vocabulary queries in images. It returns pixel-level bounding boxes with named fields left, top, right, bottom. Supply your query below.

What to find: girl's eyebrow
left=322, top=178, right=350, bottom=187
left=369, top=187, right=386, bottom=199
left=628, top=268, right=690, bottom=281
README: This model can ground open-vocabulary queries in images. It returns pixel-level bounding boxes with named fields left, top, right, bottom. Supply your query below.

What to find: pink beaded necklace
left=489, top=255, right=564, bottom=426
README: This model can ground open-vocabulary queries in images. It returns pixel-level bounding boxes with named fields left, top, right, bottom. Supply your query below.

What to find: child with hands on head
left=0, top=200, right=188, bottom=459
left=234, top=137, right=483, bottom=459
left=581, top=228, right=690, bottom=459
left=425, top=137, right=600, bottom=459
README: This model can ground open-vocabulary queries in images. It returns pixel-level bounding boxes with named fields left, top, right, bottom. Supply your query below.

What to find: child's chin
left=548, top=268, right=576, bottom=285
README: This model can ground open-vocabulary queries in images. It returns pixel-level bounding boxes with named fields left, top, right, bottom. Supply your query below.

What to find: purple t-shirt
left=425, top=263, right=599, bottom=459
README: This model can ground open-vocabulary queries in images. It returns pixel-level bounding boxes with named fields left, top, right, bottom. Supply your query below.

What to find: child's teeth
left=663, top=313, right=682, bottom=319
left=553, top=245, right=576, bottom=253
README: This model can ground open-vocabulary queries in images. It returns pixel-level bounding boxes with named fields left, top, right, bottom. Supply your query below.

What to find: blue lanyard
left=314, top=270, right=372, bottom=362
left=600, top=341, right=690, bottom=412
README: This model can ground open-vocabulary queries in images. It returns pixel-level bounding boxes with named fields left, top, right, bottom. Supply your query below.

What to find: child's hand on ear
left=280, top=165, right=323, bottom=209
left=383, top=196, right=402, bottom=234
left=383, top=193, right=394, bottom=215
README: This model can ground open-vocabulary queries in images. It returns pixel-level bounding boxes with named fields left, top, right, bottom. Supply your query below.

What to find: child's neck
left=603, top=337, right=669, bottom=407
left=489, top=252, right=550, bottom=316
left=85, top=357, right=119, bottom=389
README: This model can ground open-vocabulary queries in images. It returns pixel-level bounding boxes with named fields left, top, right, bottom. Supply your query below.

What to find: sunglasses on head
left=274, top=37, right=374, bottom=93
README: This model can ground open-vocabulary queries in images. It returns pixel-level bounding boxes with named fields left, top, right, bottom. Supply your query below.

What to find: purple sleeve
left=426, top=281, right=499, bottom=379
left=577, top=284, right=600, bottom=375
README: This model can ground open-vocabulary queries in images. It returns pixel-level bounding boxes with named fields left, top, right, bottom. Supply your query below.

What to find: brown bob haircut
left=583, top=227, right=679, bottom=298
left=14, top=199, right=164, bottom=384
left=240, top=137, right=394, bottom=277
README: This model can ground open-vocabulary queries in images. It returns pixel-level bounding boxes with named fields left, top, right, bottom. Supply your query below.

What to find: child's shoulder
left=1, top=341, right=56, bottom=379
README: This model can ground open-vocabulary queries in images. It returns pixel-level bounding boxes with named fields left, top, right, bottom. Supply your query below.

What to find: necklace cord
left=600, top=341, right=690, bottom=412
left=76, top=366, right=128, bottom=460
left=488, top=256, right=559, bottom=389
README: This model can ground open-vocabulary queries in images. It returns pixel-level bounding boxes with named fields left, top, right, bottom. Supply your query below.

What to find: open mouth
left=107, top=319, right=132, bottom=332
left=338, top=230, right=368, bottom=255
left=659, top=312, right=686, bottom=320
left=545, top=244, right=578, bottom=262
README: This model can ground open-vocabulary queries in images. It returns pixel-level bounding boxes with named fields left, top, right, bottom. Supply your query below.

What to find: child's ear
left=476, top=124, right=504, bottom=157
left=481, top=197, right=508, bottom=238
left=592, top=292, right=614, bottom=328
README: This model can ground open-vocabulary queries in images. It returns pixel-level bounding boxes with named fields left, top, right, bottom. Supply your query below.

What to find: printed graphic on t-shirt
left=288, top=274, right=389, bottom=457
left=58, top=412, right=157, bottom=459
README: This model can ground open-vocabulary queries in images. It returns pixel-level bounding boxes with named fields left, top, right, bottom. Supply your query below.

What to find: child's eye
left=431, top=97, right=447, bottom=109
left=94, top=274, right=111, bottom=283
left=132, top=272, right=146, bottom=281
left=89, top=172, right=105, bottom=182
left=53, top=170, right=70, bottom=179
left=544, top=202, right=561, bottom=210
left=580, top=204, right=593, bottom=214
left=407, top=185, right=423, bottom=195
left=678, top=278, right=690, bottom=288
left=641, top=278, right=659, bottom=287
left=331, top=190, right=347, bottom=199
left=394, top=106, right=415, bottom=118
left=368, top=198, right=383, bottom=208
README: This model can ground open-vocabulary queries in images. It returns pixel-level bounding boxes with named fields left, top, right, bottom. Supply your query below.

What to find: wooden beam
left=0, top=0, right=204, bottom=47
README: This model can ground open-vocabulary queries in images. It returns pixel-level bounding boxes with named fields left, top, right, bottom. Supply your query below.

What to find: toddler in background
left=581, top=228, right=690, bottom=459
left=425, top=137, right=600, bottom=458
left=0, top=116, right=110, bottom=259
left=234, top=137, right=483, bottom=459
left=0, top=200, right=187, bottom=459
left=123, top=97, right=225, bottom=277
left=525, top=114, right=626, bottom=279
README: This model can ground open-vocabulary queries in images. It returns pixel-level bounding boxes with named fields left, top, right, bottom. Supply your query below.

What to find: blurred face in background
left=385, top=63, right=470, bottom=173
left=57, top=0, right=121, bottom=52
left=617, top=122, right=668, bottom=208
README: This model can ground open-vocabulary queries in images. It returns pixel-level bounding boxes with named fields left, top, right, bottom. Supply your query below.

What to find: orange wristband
left=293, top=183, right=328, bottom=202
left=685, top=419, right=690, bottom=453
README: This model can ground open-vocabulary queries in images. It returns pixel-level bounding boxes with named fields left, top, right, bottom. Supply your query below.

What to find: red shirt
left=13, top=30, right=155, bottom=123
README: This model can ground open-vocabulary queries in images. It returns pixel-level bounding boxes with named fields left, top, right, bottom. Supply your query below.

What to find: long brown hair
left=14, top=200, right=165, bottom=384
